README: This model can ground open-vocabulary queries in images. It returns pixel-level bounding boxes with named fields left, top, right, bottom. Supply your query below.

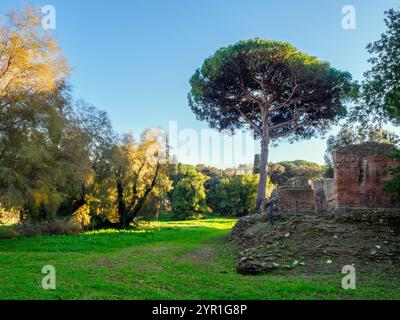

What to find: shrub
left=172, top=167, right=208, bottom=220
left=0, top=227, right=21, bottom=239
left=16, top=218, right=82, bottom=237
left=207, top=173, right=259, bottom=216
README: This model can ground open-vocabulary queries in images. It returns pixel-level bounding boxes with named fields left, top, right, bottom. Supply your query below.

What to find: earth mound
left=230, top=210, right=400, bottom=275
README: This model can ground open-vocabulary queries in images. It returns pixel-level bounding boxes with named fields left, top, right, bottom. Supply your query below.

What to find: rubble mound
left=230, top=210, right=400, bottom=275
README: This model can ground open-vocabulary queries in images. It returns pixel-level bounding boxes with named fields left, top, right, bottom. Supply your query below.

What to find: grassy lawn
left=0, top=216, right=399, bottom=300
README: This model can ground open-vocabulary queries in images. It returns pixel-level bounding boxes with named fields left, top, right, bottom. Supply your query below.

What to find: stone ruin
left=334, top=142, right=399, bottom=210
left=275, top=177, right=316, bottom=213
left=273, top=142, right=399, bottom=214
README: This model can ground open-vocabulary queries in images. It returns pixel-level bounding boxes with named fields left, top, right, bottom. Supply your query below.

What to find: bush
left=0, top=227, right=21, bottom=239
left=15, top=218, right=82, bottom=237
left=207, top=174, right=259, bottom=216
left=172, top=167, right=208, bottom=220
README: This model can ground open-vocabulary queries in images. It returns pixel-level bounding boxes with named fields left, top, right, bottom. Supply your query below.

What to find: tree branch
left=270, top=119, right=320, bottom=139
left=232, top=105, right=262, bottom=135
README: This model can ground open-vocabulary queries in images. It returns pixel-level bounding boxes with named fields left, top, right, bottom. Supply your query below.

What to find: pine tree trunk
left=255, top=133, right=270, bottom=213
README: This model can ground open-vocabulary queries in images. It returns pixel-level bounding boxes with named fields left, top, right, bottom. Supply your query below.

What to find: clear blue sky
left=1, top=0, right=399, bottom=167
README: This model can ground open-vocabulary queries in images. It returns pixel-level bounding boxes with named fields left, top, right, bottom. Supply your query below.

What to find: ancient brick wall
left=276, top=178, right=316, bottom=213
left=334, top=143, right=399, bottom=209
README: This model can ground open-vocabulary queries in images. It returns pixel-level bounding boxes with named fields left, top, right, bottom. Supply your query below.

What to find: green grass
left=0, top=217, right=399, bottom=300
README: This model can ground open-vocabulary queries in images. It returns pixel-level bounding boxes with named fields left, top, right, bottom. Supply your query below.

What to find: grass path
left=0, top=217, right=399, bottom=300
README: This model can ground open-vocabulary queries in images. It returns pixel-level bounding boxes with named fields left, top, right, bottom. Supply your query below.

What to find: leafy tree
left=94, top=132, right=172, bottom=229
left=57, top=100, right=116, bottom=218
left=0, top=6, right=83, bottom=220
left=280, top=160, right=326, bottom=181
left=207, top=174, right=260, bottom=216
left=171, top=166, right=208, bottom=220
left=0, top=6, right=68, bottom=112
left=268, top=163, right=288, bottom=186
left=0, top=85, right=95, bottom=221
left=252, top=158, right=325, bottom=186
left=0, top=7, right=118, bottom=225
left=195, top=164, right=224, bottom=178
left=356, top=7, right=400, bottom=200
left=357, top=8, right=400, bottom=125
left=189, top=39, right=354, bottom=212
left=69, top=99, right=116, bottom=169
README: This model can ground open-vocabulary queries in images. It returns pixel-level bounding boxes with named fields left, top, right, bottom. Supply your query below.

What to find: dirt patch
left=95, top=257, right=118, bottom=268
left=231, top=210, right=400, bottom=275
left=177, top=246, right=216, bottom=270
left=92, top=245, right=174, bottom=271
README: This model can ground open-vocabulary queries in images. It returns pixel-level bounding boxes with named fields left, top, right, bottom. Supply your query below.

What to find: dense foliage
left=356, top=8, right=400, bottom=125
left=360, top=7, right=400, bottom=199
left=253, top=156, right=325, bottom=186
left=0, top=7, right=173, bottom=229
left=171, top=166, right=208, bottom=220
left=0, top=8, right=87, bottom=221
left=206, top=174, right=259, bottom=216
left=91, top=132, right=172, bottom=228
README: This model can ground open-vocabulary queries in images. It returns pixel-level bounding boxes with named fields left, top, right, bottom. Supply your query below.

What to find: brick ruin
left=276, top=177, right=316, bottom=213
left=334, top=142, right=399, bottom=210
left=274, top=142, right=399, bottom=213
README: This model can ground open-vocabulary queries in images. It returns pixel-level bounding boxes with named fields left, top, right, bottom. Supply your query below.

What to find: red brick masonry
left=334, top=143, right=399, bottom=209
left=277, top=188, right=316, bottom=213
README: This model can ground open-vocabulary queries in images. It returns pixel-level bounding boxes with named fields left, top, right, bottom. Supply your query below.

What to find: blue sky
left=1, top=0, right=399, bottom=167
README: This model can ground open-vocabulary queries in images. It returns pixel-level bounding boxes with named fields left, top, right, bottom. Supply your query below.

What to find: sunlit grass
left=0, top=215, right=398, bottom=300
left=143, top=217, right=237, bottom=230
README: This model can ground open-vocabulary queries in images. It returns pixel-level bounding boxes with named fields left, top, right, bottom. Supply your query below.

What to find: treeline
left=174, top=164, right=268, bottom=218
left=170, top=160, right=327, bottom=219
left=253, top=157, right=326, bottom=185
